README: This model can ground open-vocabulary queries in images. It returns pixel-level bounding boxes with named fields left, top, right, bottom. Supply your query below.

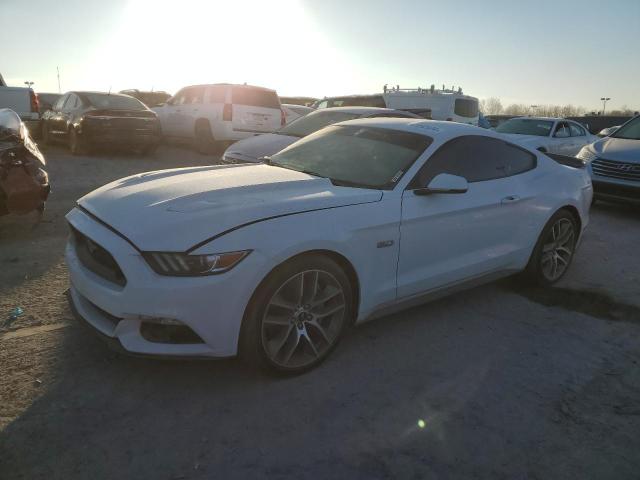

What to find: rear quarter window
left=232, top=87, right=280, bottom=109
left=454, top=99, right=479, bottom=118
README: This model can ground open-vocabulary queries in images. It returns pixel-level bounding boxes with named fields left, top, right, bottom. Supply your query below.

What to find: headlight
left=143, top=250, right=251, bottom=276
left=576, top=147, right=598, bottom=162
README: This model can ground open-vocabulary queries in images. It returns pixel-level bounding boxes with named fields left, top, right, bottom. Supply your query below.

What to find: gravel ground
left=0, top=144, right=639, bottom=479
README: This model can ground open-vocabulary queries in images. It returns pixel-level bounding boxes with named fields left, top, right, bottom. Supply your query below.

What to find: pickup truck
left=0, top=86, right=41, bottom=138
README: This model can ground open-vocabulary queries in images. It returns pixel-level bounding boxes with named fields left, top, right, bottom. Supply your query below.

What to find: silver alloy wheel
left=261, top=269, right=346, bottom=369
left=541, top=218, right=575, bottom=281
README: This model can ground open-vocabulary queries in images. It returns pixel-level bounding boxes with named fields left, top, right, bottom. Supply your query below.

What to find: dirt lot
left=1, top=144, right=639, bottom=479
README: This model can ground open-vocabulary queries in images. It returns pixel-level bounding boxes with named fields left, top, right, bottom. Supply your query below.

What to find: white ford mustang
left=66, top=119, right=592, bottom=373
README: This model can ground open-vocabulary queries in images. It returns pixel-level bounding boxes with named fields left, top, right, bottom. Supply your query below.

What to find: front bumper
left=589, top=163, right=640, bottom=204
left=65, top=207, right=258, bottom=358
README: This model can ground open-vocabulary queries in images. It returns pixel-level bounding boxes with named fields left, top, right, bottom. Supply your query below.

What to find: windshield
left=496, top=118, right=554, bottom=137
left=270, top=125, right=432, bottom=189
left=611, top=116, right=640, bottom=140
left=83, top=93, right=147, bottom=110
left=277, top=110, right=362, bottom=138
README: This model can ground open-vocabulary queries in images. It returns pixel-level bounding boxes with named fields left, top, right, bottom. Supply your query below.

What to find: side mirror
left=414, top=173, right=468, bottom=196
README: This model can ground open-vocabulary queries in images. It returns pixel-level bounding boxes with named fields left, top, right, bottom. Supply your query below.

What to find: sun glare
left=85, top=0, right=350, bottom=97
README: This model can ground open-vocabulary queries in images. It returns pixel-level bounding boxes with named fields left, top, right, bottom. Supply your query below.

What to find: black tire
left=194, top=120, right=215, bottom=155
left=240, top=254, right=354, bottom=375
left=523, top=209, right=578, bottom=287
left=68, top=127, right=88, bottom=155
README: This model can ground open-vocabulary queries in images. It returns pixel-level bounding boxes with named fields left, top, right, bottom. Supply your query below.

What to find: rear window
left=232, top=87, right=280, bottom=109
left=454, top=98, right=479, bottom=118
left=82, top=93, right=147, bottom=110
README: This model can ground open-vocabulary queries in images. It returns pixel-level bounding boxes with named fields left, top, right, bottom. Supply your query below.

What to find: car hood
left=591, top=137, right=640, bottom=163
left=75, top=164, right=382, bottom=251
left=223, top=133, right=299, bottom=163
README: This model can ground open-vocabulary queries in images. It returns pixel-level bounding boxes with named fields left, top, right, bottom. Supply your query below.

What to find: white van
left=313, top=85, right=479, bottom=125
left=153, top=83, right=283, bottom=153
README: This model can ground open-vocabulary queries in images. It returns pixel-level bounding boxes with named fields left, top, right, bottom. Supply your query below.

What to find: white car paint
left=153, top=83, right=282, bottom=143
left=222, top=106, right=421, bottom=164
left=496, top=117, right=597, bottom=155
left=66, top=119, right=591, bottom=360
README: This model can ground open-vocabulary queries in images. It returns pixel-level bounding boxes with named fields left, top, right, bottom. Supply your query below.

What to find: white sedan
left=66, top=119, right=592, bottom=374
left=496, top=117, right=597, bottom=155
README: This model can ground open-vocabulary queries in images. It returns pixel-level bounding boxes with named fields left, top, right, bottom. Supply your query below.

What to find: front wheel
left=240, top=255, right=353, bottom=375
left=524, top=210, right=578, bottom=286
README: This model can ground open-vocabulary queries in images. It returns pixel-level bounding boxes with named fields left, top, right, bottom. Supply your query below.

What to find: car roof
left=334, top=117, right=490, bottom=138
left=70, top=91, right=133, bottom=98
left=178, top=83, right=276, bottom=92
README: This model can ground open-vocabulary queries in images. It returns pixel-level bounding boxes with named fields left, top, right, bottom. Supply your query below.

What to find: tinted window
left=496, top=118, right=553, bottom=137
left=569, top=123, right=586, bottom=136
left=207, top=86, right=226, bottom=103
left=454, top=98, right=479, bottom=118
left=277, top=110, right=362, bottom=138
left=232, top=87, right=280, bottom=109
left=411, top=135, right=534, bottom=187
left=271, top=125, right=433, bottom=190
left=82, top=93, right=146, bottom=110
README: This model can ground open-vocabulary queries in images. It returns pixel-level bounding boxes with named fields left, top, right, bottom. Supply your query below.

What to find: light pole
left=530, top=105, right=538, bottom=115
left=24, top=81, right=34, bottom=89
left=600, top=97, right=610, bottom=116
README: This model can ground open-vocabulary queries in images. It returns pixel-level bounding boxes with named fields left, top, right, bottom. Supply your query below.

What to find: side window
left=316, top=100, right=328, bottom=109
left=554, top=122, right=570, bottom=138
left=501, top=142, right=536, bottom=177
left=207, top=86, right=226, bottom=104
left=185, top=87, right=204, bottom=104
left=169, top=89, right=186, bottom=106
left=410, top=136, right=509, bottom=187
left=569, top=123, right=586, bottom=137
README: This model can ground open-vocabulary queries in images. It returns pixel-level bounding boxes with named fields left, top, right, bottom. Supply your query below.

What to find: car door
left=161, top=89, right=187, bottom=137
left=568, top=122, right=590, bottom=155
left=549, top=121, right=572, bottom=154
left=397, top=135, right=534, bottom=298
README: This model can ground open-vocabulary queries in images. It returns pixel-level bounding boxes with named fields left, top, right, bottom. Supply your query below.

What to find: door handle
left=501, top=195, right=521, bottom=204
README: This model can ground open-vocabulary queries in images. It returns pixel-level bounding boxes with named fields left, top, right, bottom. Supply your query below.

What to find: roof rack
left=383, top=84, right=464, bottom=95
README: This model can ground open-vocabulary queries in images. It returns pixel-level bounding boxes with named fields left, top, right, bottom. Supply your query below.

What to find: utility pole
left=600, top=97, right=610, bottom=116
left=57, top=66, right=61, bottom=93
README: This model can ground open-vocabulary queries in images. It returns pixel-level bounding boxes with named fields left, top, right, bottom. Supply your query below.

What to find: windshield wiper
left=329, top=178, right=378, bottom=189
left=268, top=161, right=326, bottom=178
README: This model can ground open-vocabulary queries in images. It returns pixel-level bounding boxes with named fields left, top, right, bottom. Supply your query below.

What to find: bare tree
left=482, top=97, right=503, bottom=115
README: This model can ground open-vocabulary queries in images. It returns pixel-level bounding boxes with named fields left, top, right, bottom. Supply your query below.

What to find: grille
left=71, top=226, right=127, bottom=287
left=592, top=158, right=640, bottom=182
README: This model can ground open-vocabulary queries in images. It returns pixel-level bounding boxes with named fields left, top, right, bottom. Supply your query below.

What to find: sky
left=1, top=0, right=638, bottom=111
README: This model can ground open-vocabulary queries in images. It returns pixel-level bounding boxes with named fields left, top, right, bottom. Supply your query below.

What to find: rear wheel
left=524, top=210, right=578, bottom=286
left=240, top=254, right=353, bottom=375
left=194, top=120, right=216, bottom=155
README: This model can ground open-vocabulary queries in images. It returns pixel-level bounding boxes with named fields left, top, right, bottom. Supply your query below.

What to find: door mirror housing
left=414, top=173, right=469, bottom=196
